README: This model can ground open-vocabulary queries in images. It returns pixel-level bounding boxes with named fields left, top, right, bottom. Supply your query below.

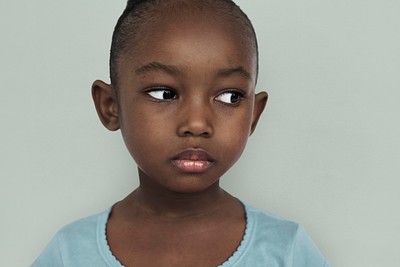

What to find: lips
left=171, top=149, right=215, bottom=172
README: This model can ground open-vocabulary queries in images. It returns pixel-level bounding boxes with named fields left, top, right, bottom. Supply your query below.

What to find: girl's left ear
left=250, top=91, right=268, bottom=135
left=91, top=80, right=120, bottom=131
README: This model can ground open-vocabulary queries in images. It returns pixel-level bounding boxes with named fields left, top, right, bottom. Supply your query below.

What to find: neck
left=121, top=171, right=234, bottom=220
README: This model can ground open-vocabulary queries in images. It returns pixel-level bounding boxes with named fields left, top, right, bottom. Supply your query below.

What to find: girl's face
left=108, top=10, right=267, bottom=193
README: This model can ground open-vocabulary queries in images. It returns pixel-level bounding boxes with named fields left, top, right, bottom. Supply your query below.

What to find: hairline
left=110, top=0, right=259, bottom=90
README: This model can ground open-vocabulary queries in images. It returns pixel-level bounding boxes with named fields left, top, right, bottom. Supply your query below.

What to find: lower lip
left=172, top=160, right=213, bottom=172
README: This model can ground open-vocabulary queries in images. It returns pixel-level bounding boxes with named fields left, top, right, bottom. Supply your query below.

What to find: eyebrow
left=216, top=67, right=253, bottom=81
left=135, top=62, right=184, bottom=75
left=135, top=62, right=252, bottom=81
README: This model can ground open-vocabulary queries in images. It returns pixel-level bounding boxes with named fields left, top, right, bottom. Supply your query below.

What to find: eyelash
left=145, top=87, right=245, bottom=105
left=145, top=87, right=177, bottom=101
left=215, top=90, right=245, bottom=105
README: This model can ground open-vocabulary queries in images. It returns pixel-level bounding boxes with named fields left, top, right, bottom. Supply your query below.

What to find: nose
left=177, top=99, right=214, bottom=138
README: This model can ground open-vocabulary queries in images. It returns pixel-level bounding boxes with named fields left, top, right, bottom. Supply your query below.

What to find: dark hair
left=110, top=0, right=258, bottom=88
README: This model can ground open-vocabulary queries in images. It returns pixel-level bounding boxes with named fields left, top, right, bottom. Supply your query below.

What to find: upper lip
left=172, top=148, right=215, bottom=162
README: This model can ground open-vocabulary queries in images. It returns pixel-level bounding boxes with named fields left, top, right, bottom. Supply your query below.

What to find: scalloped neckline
left=97, top=202, right=254, bottom=266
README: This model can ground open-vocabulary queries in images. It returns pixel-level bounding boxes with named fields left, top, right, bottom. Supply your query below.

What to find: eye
left=215, top=91, right=244, bottom=105
left=146, top=87, right=177, bottom=100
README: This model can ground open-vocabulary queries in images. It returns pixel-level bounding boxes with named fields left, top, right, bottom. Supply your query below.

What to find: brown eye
left=147, top=88, right=177, bottom=100
left=215, top=91, right=244, bottom=105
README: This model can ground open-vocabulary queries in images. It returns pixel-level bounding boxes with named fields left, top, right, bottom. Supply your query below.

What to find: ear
left=91, top=80, right=120, bottom=131
left=250, top=91, right=268, bottom=135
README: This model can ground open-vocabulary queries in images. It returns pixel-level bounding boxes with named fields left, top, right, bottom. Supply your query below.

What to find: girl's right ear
left=91, top=80, right=120, bottom=131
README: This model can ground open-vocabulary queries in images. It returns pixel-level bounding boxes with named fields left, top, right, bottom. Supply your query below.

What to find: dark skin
left=92, top=6, right=268, bottom=267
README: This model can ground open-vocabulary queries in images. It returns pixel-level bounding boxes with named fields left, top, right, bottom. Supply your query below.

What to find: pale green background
left=1, top=1, right=399, bottom=266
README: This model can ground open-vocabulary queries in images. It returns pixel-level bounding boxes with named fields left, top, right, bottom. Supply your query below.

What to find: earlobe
left=91, top=80, right=120, bottom=131
left=250, top=91, right=268, bottom=135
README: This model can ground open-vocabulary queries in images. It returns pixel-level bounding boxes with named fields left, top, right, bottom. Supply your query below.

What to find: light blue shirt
left=32, top=203, right=330, bottom=266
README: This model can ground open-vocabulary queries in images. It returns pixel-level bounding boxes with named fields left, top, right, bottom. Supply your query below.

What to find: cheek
left=215, top=108, right=253, bottom=160
left=121, top=108, right=174, bottom=163
left=123, top=120, right=162, bottom=155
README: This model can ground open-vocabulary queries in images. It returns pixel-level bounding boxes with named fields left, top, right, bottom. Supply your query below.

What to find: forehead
left=119, top=6, right=256, bottom=81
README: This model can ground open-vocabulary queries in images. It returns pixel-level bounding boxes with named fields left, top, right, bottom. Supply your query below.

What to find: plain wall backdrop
left=1, top=0, right=399, bottom=266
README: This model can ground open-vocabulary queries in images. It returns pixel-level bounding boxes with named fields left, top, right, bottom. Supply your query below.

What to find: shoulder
left=240, top=203, right=330, bottom=266
left=31, top=208, right=111, bottom=267
left=57, top=209, right=108, bottom=239
left=245, top=204, right=300, bottom=241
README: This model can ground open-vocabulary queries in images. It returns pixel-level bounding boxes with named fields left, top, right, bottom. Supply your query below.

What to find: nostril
left=200, top=131, right=211, bottom=137
left=183, top=130, right=210, bottom=137
left=177, top=108, right=214, bottom=137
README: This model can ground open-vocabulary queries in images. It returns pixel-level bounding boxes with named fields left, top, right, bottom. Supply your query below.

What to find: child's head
left=92, top=0, right=268, bottom=193
left=109, top=0, right=259, bottom=88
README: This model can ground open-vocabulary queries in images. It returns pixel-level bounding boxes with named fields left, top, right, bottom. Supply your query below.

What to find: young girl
left=32, top=0, right=329, bottom=266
